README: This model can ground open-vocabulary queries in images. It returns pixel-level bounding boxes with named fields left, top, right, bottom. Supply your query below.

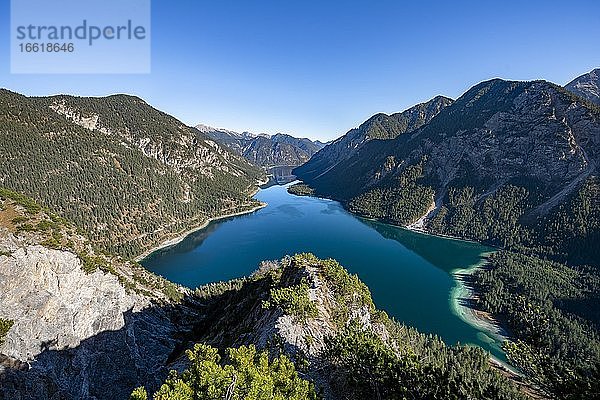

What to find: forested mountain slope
left=295, top=79, right=599, bottom=243
left=293, top=75, right=600, bottom=399
left=294, top=95, right=453, bottom=183
left=0, top=89, right=264, bottom=257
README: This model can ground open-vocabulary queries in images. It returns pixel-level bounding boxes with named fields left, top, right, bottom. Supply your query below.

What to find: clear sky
left=1, top=0, right=599, bottom=141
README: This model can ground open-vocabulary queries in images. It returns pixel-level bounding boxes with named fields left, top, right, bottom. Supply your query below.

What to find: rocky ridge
left=294, top=95, right=453, bottom=183
left=565, top=68, right=600, bottom=105
left=137, top=253, right=525, bottom=400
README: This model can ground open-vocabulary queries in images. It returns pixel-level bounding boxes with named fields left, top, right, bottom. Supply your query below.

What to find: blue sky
left=1, top=0, right=599, bottom=141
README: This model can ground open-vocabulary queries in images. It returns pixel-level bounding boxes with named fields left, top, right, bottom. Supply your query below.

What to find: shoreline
left=402, top=223, right=482, bottom=244
left=450, top=256, right=509, bottom=344
left=400, top=203, right=515, bottom=366
left=135, top=201, right=267, bottom=262
left=288, top=183, right=483, bottom=245
left=401, top=208, right=515, bottom=368
left=450, top=258, right=524, bottom=375
left=358, top=212, right=484, bottom=246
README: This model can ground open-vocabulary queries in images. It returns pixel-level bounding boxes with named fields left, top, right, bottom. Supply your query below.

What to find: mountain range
left=197, top=123, right=326, bottom=168
left=1, top=69, right=600, bottom=400
left=295, top=72, right=600, bottom=259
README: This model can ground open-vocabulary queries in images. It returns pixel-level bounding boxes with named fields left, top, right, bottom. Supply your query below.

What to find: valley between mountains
left=1, top=69, right=599, bottom=400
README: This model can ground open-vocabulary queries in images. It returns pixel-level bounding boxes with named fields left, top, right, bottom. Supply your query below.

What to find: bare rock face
left=565, top=68, right=600, bottom=105
left=258, top=262, right=337, bottom=357
left=0, top=244, right=144, bottom=361
left=0, top=230, right=178, bottom=400
left=417, top=80, right=599, bottom=194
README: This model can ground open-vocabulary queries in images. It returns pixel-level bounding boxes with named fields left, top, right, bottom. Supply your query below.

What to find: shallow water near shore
left=142, top=183, right=506, bottom=361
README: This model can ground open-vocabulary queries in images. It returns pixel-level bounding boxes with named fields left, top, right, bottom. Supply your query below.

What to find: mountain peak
left=293, top=94, right=453, bottom=183
left=362, top=95, right=454, bottom=140
left=195, top=123, right=242, bottom=138
left=430, top=94, right=454, bottom=103
left=564, top=68, right=600, bottom=105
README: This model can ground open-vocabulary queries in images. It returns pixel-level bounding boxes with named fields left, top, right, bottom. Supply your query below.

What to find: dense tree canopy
left=131, top=344, right=317, bottom=400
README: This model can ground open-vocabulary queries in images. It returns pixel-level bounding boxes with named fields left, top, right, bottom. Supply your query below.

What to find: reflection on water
left=275, top=204, right=306, bottom=218
left=145, top=220, right=223, bottom=260
left=360, top=218, right=493, bottom=274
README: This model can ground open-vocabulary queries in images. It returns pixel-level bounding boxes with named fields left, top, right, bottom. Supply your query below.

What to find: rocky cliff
left=0, top=245, right=178, bottom=400
left=0, top=191, right=188, bottom=400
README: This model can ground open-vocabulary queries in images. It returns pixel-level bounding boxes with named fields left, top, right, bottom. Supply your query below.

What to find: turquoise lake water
left=142, top=183, right=505, bottom=360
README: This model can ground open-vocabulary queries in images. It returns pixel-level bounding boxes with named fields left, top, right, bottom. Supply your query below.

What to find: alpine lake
left=142, top=183, right=506, bottom=362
